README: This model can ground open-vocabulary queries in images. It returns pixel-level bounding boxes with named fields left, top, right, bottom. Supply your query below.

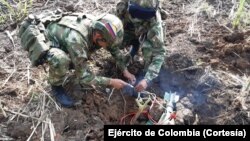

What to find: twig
left=84, top=129, right=92, bottom=141
left=245, top=80, right=250, bottom=91
left=0, top=137, right=14, bottom=141
left=74, top=0, right=83, bottom=9
left=24, top=85, right=34, bottom=99
left=27, top=64, right=31, bottom=85
left=27, top=97, right=48, bottom=141
left=0, top=100, right=7, bottom=118
left=26, top=120, right=42, bottom=141
left=40, top=93, right=49, bottom=141
left=207, top=111, right=230, bottom=119
left=15, top=86, right=34, bottom=121
left=41, top=118, right=49, bottom=141
left=9, top=14, right=13, bottom=23
left=107, top=88, right=115, bottom=103
left=233, top=52, right=242, bottom=58
left=120, top=90, right=127, bottom=116
left=216, top=19, right=233, bottom=33
left=0, top=67, right=30, bottom=71
left=1, top=62, right=16, bottom=88
left=4, top=30, right=15, bottom=49
left=42, top=90, right=46, bottom=115
left=173, top=64, right=202, bottom=73
left=193, top=114, right=199, bottom=125
left=5, top=109, right=48, bottom=124
left=37, top=87, right=61, bottom=111
left=237, top=77, right=250, bottom=110
left=49, top=118, right=55, bottom=141
left=44, top=0, right=50, bottom=6
left=94, top=0, right=100, bottom=9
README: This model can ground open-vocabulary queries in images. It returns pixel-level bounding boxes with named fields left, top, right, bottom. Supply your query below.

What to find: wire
left=119, top=110, right=158, bottom=125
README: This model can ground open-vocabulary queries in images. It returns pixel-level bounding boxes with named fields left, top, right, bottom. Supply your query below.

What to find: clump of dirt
left=196, top=28, right=250, bottom=74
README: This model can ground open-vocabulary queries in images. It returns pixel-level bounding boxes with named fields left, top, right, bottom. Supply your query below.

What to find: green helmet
left=92, top=14, right=124, bottom=46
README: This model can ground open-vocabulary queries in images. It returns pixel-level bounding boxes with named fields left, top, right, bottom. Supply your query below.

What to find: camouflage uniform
left=116, top=0, right=166, bottom=83
left=19, top=12, right=128, bottom=87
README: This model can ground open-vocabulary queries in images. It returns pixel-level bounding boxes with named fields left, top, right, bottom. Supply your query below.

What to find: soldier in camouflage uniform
left=19, top=11, right=135, bottom=107
left=116, top=0, right=166, bottom=92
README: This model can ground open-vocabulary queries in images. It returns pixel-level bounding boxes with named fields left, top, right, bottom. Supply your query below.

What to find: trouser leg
left=47, top=48, right=71, bottom=86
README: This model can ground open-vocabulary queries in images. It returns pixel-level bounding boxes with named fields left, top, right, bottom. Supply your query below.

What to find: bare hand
left=135, top=79, right=148, bottom=92
left=123, top=69, right=136, bottom=85
left=109, top=79, right=128, bottom=90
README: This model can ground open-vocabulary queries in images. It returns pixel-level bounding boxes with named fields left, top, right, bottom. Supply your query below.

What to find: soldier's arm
left=108, top=46, right=128, bottom=72
left=65, top=30, right=111, bottom=86
left=108, top=46, right=136, bottom=84
left=144, top=23, right=166, bottom=83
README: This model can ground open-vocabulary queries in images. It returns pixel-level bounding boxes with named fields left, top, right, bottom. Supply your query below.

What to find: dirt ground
left=0, top=0, right=250, bottom=140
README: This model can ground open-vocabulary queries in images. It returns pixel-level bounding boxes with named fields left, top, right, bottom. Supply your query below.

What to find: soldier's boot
left=51, top=85, right=75, bottom=108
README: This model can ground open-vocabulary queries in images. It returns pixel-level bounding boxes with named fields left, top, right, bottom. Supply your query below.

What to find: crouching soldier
left=116, top=0, right=166, bottom=92
left=19, top=10, right=136, bottom=107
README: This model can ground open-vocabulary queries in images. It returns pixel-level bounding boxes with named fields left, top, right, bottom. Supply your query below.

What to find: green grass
left=0, top=0, right=33, bottom=25
left=232, top=0, right=250, bottom=29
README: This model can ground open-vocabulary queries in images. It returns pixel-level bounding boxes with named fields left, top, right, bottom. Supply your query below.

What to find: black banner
left=104, top=125, right=250, bottom=140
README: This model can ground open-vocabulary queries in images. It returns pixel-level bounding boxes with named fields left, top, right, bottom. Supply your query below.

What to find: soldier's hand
left=122, top=69, right=136, bottom=85
left=109, top=79, right=128, bottom=90
left=135, top=79, right=148, bottom=92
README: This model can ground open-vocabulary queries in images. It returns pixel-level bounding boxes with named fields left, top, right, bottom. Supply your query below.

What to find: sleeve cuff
left=144, top=78, right=151, bottom=85
left=97, top=77, right=111, bottom=86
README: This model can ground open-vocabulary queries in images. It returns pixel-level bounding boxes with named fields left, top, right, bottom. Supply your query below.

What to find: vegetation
left=0, top=0, right=33, bottom=25
left=232, top=0, right=250, bottom=29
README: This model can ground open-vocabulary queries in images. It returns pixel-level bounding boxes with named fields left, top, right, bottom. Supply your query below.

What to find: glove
left=121, top=84, right=137, bottom=97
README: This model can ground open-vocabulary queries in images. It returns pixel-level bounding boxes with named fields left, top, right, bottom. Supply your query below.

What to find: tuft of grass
left=232, top=0, right=249, bottom=29
left=0, top=0, right=33, bottom=25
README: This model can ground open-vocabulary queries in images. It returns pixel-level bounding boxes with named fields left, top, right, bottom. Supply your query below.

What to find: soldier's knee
left=47, top=48, right=71, bottom=68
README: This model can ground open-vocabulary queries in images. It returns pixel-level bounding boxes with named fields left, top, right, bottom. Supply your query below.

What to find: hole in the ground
left=145, top=54, right=223, bottom=124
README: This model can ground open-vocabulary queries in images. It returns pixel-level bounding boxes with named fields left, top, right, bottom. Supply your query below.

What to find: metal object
left=158, top=92, right=179, bottom=125
left=121, top=84, right=137, bottom=97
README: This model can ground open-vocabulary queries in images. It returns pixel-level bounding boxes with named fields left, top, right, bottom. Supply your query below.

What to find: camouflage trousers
left=122, top=21, right=166, bottom=82
left=18, top=20, right=72, bottom=86
left=45, top=23, right=110, bottom=86
left=45, top=23, right=72, bottom=86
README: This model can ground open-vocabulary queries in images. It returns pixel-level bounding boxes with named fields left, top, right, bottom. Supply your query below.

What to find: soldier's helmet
left=92, top=14, right=124, bottom=47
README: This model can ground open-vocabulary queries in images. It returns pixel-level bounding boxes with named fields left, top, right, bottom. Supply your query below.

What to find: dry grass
left=0, top=0, right=119, bottom=139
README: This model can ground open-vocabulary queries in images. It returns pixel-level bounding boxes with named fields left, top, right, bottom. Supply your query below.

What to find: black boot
left=51, top=85, right=75, bottom=108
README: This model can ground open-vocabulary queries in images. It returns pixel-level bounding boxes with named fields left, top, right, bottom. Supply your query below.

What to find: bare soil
left=0, top=0, right=250, bottom=140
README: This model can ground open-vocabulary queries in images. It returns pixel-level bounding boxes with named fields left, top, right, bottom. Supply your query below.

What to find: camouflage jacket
left=116, top=0, right=166, bottom=82
left=49, top=14, right=128, bottom=86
